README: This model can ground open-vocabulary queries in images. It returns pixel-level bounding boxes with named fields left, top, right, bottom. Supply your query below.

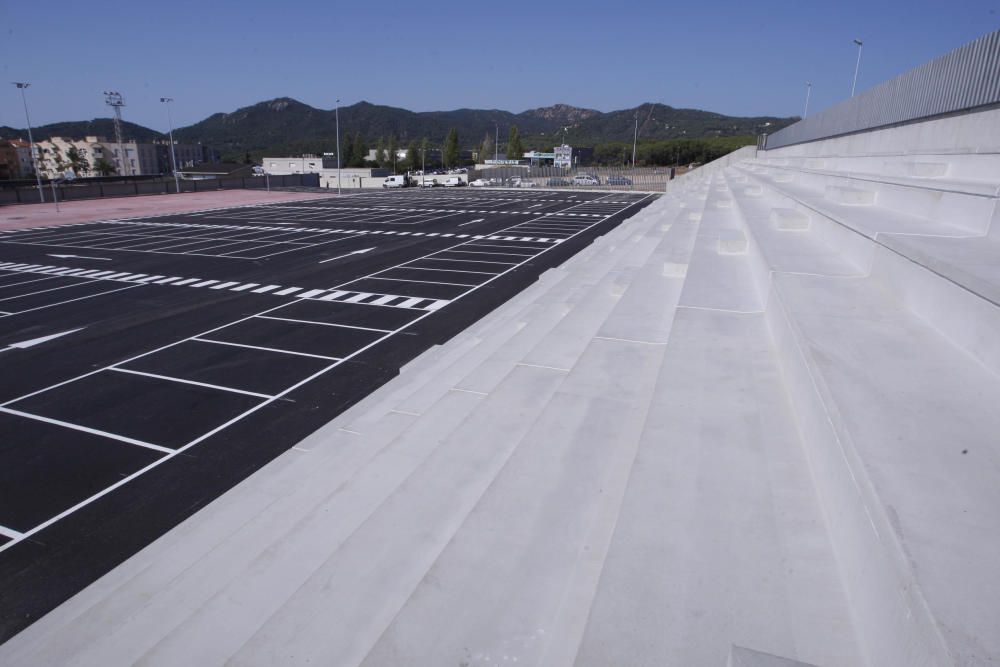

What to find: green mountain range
left=2, top=98, right=796, bottom=162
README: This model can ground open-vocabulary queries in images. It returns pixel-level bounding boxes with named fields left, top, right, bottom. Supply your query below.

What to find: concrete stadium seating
left=3, top=108, right=998, bottom=666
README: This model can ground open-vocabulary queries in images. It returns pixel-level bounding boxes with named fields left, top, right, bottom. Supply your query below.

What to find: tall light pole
left=631, top=112, right=639, bottom=169
left=104, top=91, right=129, bottom=176
left=851, top=39, right=864, bottom=97
left=494, top=122, right=499, bottom=162
left=160, top=97, right=180, bottom=193
left=13, top=82, right=45, bottom=203
left=804, top=82, right=812, bottom=118
left=335, top=99, right=342, bottom=195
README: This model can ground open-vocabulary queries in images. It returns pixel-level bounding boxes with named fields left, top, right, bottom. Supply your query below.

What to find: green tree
left=387, top=135, right=398, bottom=172
left=506, top=126, right=523, bottom=162
left=65, top=146, right=90, bottom=175
left=375, top=136, right=386, bottom=167
left=443, top=128, right=459, bottom=168
left=479, top=133, right=494, bottom=163
left=342, top=134, right=355, bottom=167
left=350, top=133, right=368, bottom=167
left=406, top=139, right=421, bottom=171
left=94, top=157, right=117, bottom=176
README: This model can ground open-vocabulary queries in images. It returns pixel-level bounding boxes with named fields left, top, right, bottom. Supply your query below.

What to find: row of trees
left=591, top=136, right=755, bottom=167
left=336, top=127, right=467, bottom=172
left=476, top=126, right=525, bottom=162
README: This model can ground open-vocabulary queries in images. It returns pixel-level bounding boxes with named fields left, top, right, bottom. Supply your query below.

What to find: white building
left=262, top=154, right=391, bottom=189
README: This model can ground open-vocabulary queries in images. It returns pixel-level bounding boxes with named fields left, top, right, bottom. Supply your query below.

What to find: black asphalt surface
left=0, top=187, right=656, bottom=642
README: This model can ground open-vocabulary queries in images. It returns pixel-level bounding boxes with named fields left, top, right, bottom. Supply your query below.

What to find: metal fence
left=764, top=28, right=1000, bottom=149
left=0, top=173, right=319, bottom=206
left=466, top=165, right=679, bottom=192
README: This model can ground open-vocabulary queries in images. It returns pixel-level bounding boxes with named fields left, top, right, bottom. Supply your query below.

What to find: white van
left=383, top=175, right=409, bottom=188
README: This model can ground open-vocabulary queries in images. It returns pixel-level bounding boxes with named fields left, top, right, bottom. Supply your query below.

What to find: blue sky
left=2, top=0, right=998, bottom=132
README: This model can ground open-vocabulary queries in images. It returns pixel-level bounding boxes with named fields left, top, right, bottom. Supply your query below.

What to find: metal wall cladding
left=765, top=29, right=1000, bottom=149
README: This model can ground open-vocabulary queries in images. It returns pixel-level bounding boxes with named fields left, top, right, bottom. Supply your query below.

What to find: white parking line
left=0, top=406, right=173, bottom=454
left=192, top=337, right=342, bottom=361
left=109, top=367, right=274, bottom=399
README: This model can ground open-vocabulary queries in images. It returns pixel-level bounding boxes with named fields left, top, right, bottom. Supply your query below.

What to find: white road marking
left=0, top=406, right=173, bottom=454
left=192, top=337, right=341, bottom=360
left=46, top=253, right=111, bottom=261
left=1, top=328, right=84, bottom=352
left=319, top=247, right=375, bottom=264
left=109, top=367, right=274, bottom=399
left=458, top=219, right=485, bottom=227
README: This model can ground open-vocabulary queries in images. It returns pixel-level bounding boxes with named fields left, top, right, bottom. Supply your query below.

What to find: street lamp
left=160, top=97, right=180, bottom=193
left=851, top=39, right=864, bottom=97
left=335, top=99, right=342, bottom=195
left=632, top=112, right=639, bottom=169
left=804, top=82, right=812, bottom=118
left=12, top=82, right=45, bottom=203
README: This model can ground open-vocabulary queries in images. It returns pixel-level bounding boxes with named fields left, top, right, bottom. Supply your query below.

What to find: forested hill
left=2, top=98, right=796, bottom=162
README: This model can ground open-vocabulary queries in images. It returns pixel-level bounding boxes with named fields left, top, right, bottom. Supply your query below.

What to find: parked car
left=383, top=175, right=410, bottom=188
left=546, top=178, right=571, bottom=186
left=607, top=175, right=633, bottom=186
left=572, top=174, right=601, bottom=186
left=420, top=178, right=439, bottom=188
left=470, top=178, right=488, bottom=187
left=444, top=176, right=466, bottom=187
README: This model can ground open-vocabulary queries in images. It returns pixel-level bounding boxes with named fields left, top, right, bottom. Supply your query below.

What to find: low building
left=262, top=155, right=325, bottom=174
left=320, top=167, right=391, bottom=189
left=554, top=144, right=593, bottom=168
left=176, top=163, right=255, bottom=180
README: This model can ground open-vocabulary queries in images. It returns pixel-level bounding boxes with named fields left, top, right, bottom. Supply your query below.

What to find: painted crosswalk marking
left=0, top=261, right=449, bottom=312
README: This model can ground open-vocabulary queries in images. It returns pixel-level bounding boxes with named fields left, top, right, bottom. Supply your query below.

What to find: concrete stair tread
left=574, top=308, right=861, bottom=667
left=773, top=271, right=1000, bottom=664
left=219, top=363, right=572, bottom=666
left=723, top=172, right=863, bottom=278
left=739, top=165, right=975, bottom=238
left=879, top=231, right=1000, bottom=306
left=360, top=335, right=666, bottom=665
left=760, top=162, right=1000, bottom=198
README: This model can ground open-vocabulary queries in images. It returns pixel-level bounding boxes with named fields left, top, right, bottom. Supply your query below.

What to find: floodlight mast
left=12, top=82, right=45, bottom=203
left=335, top=99, right=342, bottom=195
left=160, top=97, right=180, bottom=193
left=104, top=91, right=129, bottom=176
left=804, top=82, right=812, bottom=118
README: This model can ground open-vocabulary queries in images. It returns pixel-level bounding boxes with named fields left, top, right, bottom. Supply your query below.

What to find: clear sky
left=2, top=0, right=998, bottom=132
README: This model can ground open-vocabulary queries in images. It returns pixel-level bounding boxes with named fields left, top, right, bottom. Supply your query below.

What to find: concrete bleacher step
left=743, top=163, right=995, bottom=236
left=720, top=170, right=863, bottom=281
left=766, top=270, right=1000, bottom=666
left=755, top=155, right=1000, bottom=194
left=358, top=336, right=668, bottom=665
left=678, top=181, right=764, bottom=313
left=769, top=207, right=810, bottom=230
left=734, top=163, right=1000, bottom=336
left=824, top=184, right=876, bottom=206
left=216, top=362, right=575, bottom=666
left=573, top=307, right=862, bottom=667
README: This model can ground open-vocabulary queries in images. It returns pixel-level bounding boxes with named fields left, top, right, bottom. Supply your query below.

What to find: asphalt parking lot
left=0, top=187, right=656, bottom=639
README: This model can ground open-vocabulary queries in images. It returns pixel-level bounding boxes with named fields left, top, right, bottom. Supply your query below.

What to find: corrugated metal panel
left=765, top=28, right=1000, bottom=149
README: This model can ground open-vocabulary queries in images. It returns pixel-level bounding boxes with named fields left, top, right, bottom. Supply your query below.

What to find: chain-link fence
left=465, top=165, right=683, bottom=193
left=0, top=173, right=319, bottom=205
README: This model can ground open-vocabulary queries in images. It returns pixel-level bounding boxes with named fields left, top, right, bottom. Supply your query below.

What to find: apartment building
left=31, top=136, right=212, bottom=178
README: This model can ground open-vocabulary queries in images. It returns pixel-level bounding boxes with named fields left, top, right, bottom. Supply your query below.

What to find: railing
left=467, top=165, right=681, bottom=192
left=765, top=28, right=1000, bottom=149
left=0, top=173, right=320, bottom=205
